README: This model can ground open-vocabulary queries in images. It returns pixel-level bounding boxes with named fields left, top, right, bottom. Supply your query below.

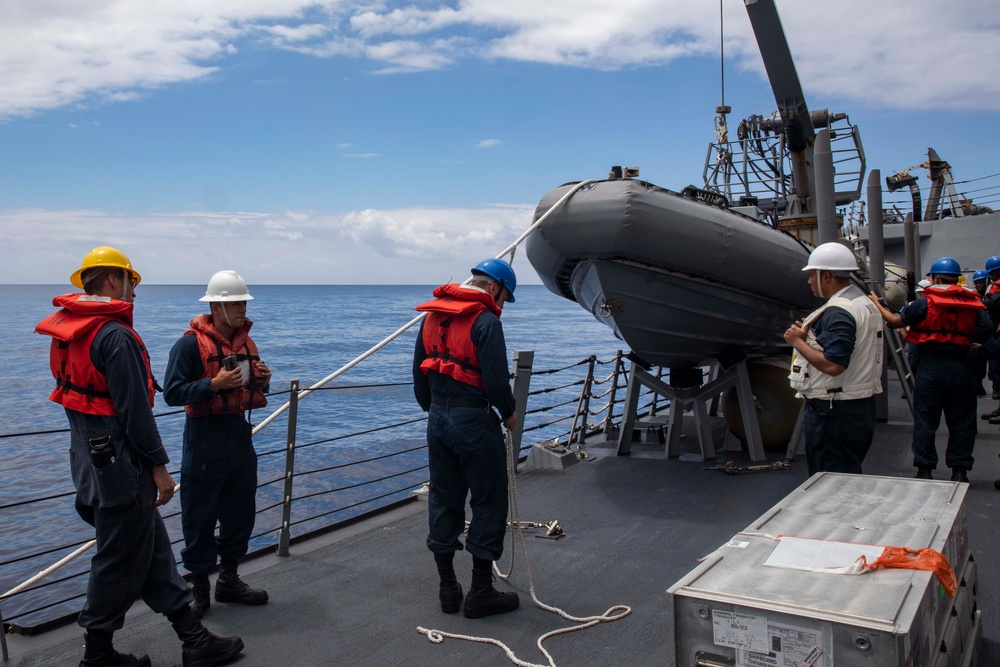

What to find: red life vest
left=35, top=294, right=155, bottom=415
left=989, top=280, right=1000, bottom=297
left=415, top=284, right=502, bottom=388
left=183, top=314, right=268, bottom=417
left=905, top=284, right=985, bottom=346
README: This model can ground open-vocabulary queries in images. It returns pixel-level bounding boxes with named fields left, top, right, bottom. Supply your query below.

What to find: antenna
left=715, top=0, right=731, bottom=143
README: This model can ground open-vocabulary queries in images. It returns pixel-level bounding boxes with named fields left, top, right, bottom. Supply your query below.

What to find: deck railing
left=0, top=350, right=656, bottom=641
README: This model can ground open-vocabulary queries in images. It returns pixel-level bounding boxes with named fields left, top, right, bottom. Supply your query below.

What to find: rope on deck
left=416, top=430, right=631, bottom=667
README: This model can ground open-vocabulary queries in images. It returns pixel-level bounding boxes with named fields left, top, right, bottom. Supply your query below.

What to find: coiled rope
left=417, top=430, right=631, bottom=667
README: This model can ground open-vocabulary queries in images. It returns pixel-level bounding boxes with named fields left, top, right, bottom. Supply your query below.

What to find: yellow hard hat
left=70, top=246, right=142, bottom=289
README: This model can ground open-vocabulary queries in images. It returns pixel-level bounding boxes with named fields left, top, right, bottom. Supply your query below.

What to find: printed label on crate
left=736, top=620, right=828, bottom=667
left=711, top=610, right=770, bottom=652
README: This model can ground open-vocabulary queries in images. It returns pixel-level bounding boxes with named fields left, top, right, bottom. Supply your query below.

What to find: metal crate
left=668, top=473, right=980, bottom=667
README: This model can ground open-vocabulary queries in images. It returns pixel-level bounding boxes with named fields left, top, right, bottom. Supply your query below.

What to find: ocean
left=0, top=283, right=625, bottom=628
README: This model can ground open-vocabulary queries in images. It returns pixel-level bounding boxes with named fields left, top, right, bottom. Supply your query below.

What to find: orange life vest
left=989, top=280, right=1000, bottom=297
left=415, top=284, right=502, bottom=388
left=905, top=284, right=985, bottom=346
left=183, top=314, right=268, bottom=417
left=35, top=294, right=155, bottom=415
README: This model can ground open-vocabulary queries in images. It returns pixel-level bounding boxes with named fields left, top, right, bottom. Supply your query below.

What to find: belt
left=431, top=394, right=490, bottom=409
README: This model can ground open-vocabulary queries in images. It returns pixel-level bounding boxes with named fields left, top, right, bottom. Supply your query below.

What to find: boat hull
left=525, top=179, right=822, bottom=368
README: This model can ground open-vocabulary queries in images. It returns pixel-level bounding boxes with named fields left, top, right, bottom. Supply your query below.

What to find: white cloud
left=0, top=204, right=536, bottom=285
left=475, top=139, right=501, bottom=149
left=1, top=0, right=998, bottom=120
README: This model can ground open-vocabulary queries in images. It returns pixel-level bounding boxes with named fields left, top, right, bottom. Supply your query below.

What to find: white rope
left=253, top=178, right=597, bottom=436
left=3, top=177, right=599, bottom=614
left=417, top=430, right=632, bottom=667
left=0, top=541, right=95, bottom=603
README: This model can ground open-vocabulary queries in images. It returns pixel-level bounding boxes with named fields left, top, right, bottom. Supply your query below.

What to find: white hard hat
left=802, top=243, right=859, bottom=272
left=200, top=270, right=254, bottom=302
left=915, top=279, right=931, bottom=293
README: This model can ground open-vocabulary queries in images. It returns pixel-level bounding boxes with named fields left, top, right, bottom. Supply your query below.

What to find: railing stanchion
left=1, top=607, right=9, bottom=661
left=571, top=356, right=596, bottom=444
left=509, top=351, right=534, bottom=457
left=602, top=351, right=623, bottom=436
left=276, top=379, right=299, bottom=557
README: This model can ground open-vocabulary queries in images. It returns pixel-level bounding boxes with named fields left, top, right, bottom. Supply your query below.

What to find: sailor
left=870, top=257, right=991, bottom=482
left=980, top=255, right=1000, bottom=412
left=412, top=259, right=520, bottom=618
left=163, top=270, right=270, bottom=618
left=973, top=269, right=990, bottom=298
left=972, top=270, right=991, bottom=396
left=905, top=280, right=933, bottom=371
left=785, top=242, right=884, bottom=476
left=35, top=246, right=244, bottom=667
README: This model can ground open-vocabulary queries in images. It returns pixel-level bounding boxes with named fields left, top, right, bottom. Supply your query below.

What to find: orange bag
left=859, top=547, right=957, bottom=597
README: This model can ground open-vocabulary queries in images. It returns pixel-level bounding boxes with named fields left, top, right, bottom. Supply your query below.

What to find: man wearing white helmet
left=785, top=242, right=884, bottom=476
left=870, top=257, right=991, bottom=482
left=164, top=270, right=271, bottom=618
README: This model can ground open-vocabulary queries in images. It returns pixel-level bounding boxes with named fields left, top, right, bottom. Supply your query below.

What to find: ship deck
left=7, top=380, right=1000, bottom=666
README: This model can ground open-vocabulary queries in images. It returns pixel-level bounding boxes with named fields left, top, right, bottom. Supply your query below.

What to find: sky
left=2, top=0, right=999, bottom=286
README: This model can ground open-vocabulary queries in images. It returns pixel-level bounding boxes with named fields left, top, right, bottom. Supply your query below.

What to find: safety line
left=1, top=177, right=598, bottom=617
left=416, top=430, right=631, bottom=667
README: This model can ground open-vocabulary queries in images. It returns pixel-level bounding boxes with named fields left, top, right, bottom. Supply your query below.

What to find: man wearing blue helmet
left=412, top=258, right=520, bottom=619
left=972, top=270, right=991, bottom=396
left=871, top=257, right=991, bottom=482
left=973, top=270, right=990, bottom=298
left=980, top=256, right=1000, bottom=406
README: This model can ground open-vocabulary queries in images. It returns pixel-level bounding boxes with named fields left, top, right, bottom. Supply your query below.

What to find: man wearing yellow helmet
left=35, top=247, right=244, bottom=667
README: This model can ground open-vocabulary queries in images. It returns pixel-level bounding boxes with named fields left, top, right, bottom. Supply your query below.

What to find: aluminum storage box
left=668, top=473, right=980, bottom=667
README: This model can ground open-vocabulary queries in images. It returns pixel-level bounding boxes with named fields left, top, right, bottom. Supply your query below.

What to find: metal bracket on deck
left=616, top=360, right=766, bottom=462
left=1, top=608, right=8, bottom=662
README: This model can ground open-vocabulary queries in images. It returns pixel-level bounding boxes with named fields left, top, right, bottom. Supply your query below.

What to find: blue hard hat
left=974, top=269, right=989, bottom=282
left=986, top=256, right=1000, bottom=274
left=927, top=257, right=961, bottom=277
left=471, top=259, right=517, bottom=303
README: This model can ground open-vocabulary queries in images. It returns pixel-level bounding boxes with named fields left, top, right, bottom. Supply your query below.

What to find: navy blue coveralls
left=413, top=309, right=516, bottom=562
left=66, top=323, right=191, bottom=630
left=901, top=299, right=992, bottom=471
left=163, top=335, right=261, bottom=575
left=983, top=290, right=1000, bottom=394
left=801, top=302, right=877, bottom=476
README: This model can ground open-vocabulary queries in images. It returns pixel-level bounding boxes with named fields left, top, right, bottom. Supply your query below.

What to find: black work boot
left=190, top=573, right=211, bottom=619
left=951, top=468, right=970, bottom=483
left=463, top=557, right=519, bottom=619
left=79, top=629, right=151, bottom=667
left=168, top=605, right=244, bottom=667
left=914, top=467, right=933, bottom=480
left=215, top=559, right=268, bottom=605
left=434, top=552, right=463, bottom=614
left=984, top=405, right=1000, bottom=420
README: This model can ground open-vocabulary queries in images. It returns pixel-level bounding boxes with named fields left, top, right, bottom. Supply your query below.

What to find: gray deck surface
left=8, top=382, right=1000, bottom=666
